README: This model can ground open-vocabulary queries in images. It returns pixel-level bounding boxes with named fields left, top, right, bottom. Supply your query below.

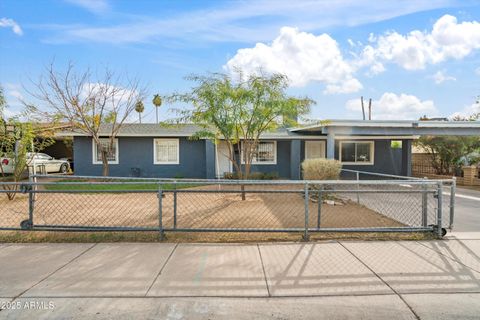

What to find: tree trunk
left=101, top=150, right=110, bottom=176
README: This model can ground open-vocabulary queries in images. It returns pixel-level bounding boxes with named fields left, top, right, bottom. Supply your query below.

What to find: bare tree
left=27, top=62, right=146, bottom=176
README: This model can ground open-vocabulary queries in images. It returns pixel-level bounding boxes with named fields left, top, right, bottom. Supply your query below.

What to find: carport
left=292, top=120, right=480, bottom=176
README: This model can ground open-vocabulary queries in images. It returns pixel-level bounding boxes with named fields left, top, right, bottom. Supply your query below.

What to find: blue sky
left=1, top=0, right=480, bottom=122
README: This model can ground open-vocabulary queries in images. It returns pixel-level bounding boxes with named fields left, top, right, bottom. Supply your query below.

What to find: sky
left=1, top=0, right=480, bottom=122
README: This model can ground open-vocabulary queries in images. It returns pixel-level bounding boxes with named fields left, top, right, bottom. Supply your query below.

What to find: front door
left=305, top=141, right=326, bottom=159
left=216, top=141, right=232, bottom=178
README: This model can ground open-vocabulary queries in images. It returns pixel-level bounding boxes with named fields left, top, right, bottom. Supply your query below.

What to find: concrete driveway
left=1, top=238, right=480, bottom=319
left=447, top=186, right=480, bottom=232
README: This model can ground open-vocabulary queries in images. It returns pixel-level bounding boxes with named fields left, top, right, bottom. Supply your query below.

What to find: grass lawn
left=43, top=179, right=200, bottom=191
left=0, top=230, right=436, bottom=243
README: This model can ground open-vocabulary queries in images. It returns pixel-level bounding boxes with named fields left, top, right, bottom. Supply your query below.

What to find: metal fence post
left=158, top=187, right=164, bottom=240
left=421, top=182, right=428, bottom=227
left=449, top=177, right=456, bottom=230
left=356, top=171, right=360, bottom=204
left=317, top=184, right=323, bottom=229
left=26, top=176, right=34, bottom=229
left=173, top=181, right=177, bottom=229
left=303, top=182, right=310, bottom=241
left=436, top=182, right=443, bottom=238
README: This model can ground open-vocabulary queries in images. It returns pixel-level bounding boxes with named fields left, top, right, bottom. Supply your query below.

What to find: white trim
left=335, top=135, right=418, bottom=140
left=339, top=141, right=374, bottom=165
left=305, top=140, right=326, bottom=159
left=241, top=141, right=277, bottom=165
left=153, top=138, right=180, bottom=165
left=92, top=138, right=119, bottom=165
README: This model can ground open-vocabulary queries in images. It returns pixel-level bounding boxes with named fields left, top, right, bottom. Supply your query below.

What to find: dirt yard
left=0, top=184, right=404, bottom=230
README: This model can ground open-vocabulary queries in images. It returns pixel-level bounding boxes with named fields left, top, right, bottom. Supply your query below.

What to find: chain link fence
left=0, top=171, right=455, bottom=239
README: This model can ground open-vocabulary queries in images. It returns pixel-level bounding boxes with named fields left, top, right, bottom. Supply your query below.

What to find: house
left=59, top=120, right=480, bottom=179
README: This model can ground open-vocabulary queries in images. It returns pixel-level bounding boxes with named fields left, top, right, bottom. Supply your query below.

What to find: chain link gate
left=0, top=173, right=454, bottom=239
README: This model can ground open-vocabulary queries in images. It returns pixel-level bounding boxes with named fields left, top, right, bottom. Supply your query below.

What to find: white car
left=0, top=153, right=70, bottom=175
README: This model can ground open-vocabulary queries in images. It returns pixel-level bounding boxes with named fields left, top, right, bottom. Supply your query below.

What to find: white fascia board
left=335, top=135, right=419, bottom=140
left=417, top=121, right=480, bottom=128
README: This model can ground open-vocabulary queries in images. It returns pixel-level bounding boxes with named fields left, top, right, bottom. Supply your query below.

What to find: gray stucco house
left=61, top=120, right=480, bottom=179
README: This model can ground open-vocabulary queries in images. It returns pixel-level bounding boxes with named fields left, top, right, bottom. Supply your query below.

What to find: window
left=154, top=139, right=179, bottom=164
left=92, top=138, right=119, bottom=164
left=391, top=140, right=403, bottom=149
left=339, top=141, right=374, bottom=165
left=305, top=141, right=326, bottom=159
left=242, top=141, right=277, bottom=164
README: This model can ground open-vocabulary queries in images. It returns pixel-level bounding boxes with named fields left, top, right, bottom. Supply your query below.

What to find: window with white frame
left=339, top=141, right=374, bottom=165
left=154, top=139, right=179, bottom=164
left=305, top=141, right=326, bottom=159
left=242, top=141, right=276, bottom=164
left=93, top=138, right=119, bottom=164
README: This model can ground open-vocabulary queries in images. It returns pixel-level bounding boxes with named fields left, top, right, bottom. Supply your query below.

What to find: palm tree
left=152, top=94, right=162, bottom=123
left=135, top=100, right=144, bottom=123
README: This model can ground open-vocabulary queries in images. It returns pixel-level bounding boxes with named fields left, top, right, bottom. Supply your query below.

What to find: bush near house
left=301, top=158, right=342, bottom=180
left=223, top=171, right=280, bottom=180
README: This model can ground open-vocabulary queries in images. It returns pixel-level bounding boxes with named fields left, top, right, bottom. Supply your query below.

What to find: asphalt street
left=446, top=186, right=480, bottom=232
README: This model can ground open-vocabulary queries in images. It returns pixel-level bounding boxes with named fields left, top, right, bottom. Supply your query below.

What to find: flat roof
left=290, top=120, right=480, bottom=131
left=56, top=120, right=480, bottom=138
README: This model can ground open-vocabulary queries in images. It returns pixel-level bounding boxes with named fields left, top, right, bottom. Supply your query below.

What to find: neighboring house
left=58, top=120, right=480, bottom=179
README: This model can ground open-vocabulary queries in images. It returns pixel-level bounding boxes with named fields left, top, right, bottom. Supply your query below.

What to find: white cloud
left=2, top=108, right=20, bottom=119
left=360, top=15, right=480, bottom=72
left=43, top=0, right=452, bottom=44
left=64, top=0, right=109, bottom=14
left=225, top=27, right=362, bottom=93
left=431, top=70, right=456, bottom=84
left=4, top=83, right=24, bottom=105
left=450, top=103, right=480, bottom=119
left=81, top=82, right=139, bottom=102
left=0, top=18, right=23, bottom=35
left=346, top=92, right=437, bottom=120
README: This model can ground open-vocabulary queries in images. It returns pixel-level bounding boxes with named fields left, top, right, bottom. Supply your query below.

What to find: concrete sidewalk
left=1, top=234, right=480, bottom=319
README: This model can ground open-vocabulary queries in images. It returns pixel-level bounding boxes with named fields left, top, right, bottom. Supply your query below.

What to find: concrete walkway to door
left=1, top=233, right=480, bottom=319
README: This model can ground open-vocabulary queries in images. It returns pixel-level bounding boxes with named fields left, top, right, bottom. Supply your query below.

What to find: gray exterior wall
left=333, top=139, right=410, bottom=176
left=73, top=136, right=412, bottom=179
left=73, top=136, right=211, bottom=178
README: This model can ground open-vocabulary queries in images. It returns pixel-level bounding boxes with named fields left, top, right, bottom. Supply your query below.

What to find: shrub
left=301, top=158, right=342, bottom=180
left=223, top=171, right=279, bottom=180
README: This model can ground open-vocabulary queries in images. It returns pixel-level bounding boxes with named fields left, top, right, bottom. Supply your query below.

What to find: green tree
left=152, top=94, right=162, bottom=123
left=168, top=72, right=313, bottom=182
left=416, top=136, right=480, bottom=175
left=416, top=112, right=480, bottom=175
left=135, top=100, right=145, bottom=123
left=0, top=87, right=56, bottom=199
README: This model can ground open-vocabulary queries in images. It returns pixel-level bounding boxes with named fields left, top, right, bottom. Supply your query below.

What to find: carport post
left=436, top=182, right=443, bottom=238
left=421, top=181, right=428, bottom=227
left=158, top=187, right=164, bottom=240
left=317, top=184, right=323, bottom=229
left=449, top=177, right=456, bottom=230
left=303, top=183, right=310, bottom=241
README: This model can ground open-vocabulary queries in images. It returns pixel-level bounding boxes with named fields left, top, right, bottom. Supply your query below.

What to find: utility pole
left=361, top=96, right=366, bottom=120
left=368, top=98, right=372, bottom=120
